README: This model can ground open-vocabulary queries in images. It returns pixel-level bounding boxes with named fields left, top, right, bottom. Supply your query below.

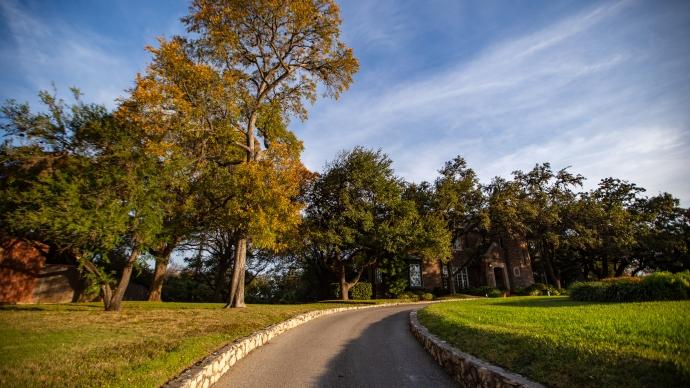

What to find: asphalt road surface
left=214, top=304, right=456, bottom=388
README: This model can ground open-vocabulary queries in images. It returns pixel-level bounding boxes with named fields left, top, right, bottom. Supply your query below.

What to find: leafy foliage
left=569, top=272, right=690, bottom=302
left=349, top=282, right=372, bottom=300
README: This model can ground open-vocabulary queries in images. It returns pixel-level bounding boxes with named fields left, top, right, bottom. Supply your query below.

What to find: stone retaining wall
left=163, top=302, right=429, bottom=388
left=409, top=310, right=545, bottom=388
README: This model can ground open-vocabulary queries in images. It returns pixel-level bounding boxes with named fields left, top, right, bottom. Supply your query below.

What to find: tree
left=1, top=90, right=166, bottom=311
left=511, top=163, right=584, bottom=289
left=589, top=178, right=646, bottom=278
left=631, top=193, right=690, bottom=274
left=123, top=0, right=358, bottom=308
left=306, top=147, right=449, bottom=300
left=433, top=156, right=484, bottom=293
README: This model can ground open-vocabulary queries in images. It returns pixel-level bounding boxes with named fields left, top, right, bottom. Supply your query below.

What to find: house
left=0, top=237, right=85, bottom=304
left=372, top=233, right=535, bottom=297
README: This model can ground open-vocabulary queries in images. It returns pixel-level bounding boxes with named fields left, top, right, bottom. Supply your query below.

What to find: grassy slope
left=418, top=297, right=690, bottom=388
left=0, top=300, right=404, bottom=387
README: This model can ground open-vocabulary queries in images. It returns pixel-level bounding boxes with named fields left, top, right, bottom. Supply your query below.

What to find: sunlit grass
left=418, top=296, right=690, bottom=388
left=0, top=300, right=415, bottom=387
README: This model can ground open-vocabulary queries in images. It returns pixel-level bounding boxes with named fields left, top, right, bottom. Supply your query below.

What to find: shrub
left=487, top=289, right=504, bottom=298
left=569, top=272, right=690, bottom=302
left=396, top=291, right=420, bottom=300
left=350, top=282, right=373, bottom=300
left=465, top=286, right=501, bottom=297
left=329, top=282, right=373, bottom=300
left=520, top=283, right=562, bottom=296
left=421, top=292, right=434, bottom=301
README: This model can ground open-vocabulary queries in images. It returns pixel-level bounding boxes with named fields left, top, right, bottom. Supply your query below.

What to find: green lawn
left=418, top=297, right=690, bottom=388
left=0, top=299, right=409, bottom=387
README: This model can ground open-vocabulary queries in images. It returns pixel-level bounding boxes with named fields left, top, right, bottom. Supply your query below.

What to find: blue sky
left=1, top=0, right=689, bottom=205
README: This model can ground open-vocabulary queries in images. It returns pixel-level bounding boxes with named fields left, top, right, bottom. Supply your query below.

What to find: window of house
left=441, top=265, right=448, bottom=288
left=513, top=267, right=520, bottom=277
left=454, top=267, right=470, bottom=289
left=409, top=263, right=422, bottom=287
left=375, top=268, right=382, bottom=284
left=453, top=236, right=463, bottom=251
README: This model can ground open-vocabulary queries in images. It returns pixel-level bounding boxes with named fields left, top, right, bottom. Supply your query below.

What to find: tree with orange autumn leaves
left=118, top=0, right=358, bottom=307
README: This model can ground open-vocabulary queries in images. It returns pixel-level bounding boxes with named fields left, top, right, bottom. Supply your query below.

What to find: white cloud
left=295, top=0, right=690, bottom=205
left=0, top=0, right=139, bottom=108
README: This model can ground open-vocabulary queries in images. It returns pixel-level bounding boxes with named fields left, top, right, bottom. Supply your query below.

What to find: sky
left=1, top=0, right=689, bottom=205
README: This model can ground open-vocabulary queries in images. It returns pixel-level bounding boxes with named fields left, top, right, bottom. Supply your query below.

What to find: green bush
left=330, top=282, right=373, bottom=300
left=519, top=283, right=562, bottom=296
left=465, top=286, right=501, bottom=297
left=350, top=282, right=373, bottom=300
left=487, top=289, right=504, bottom=298
left=396, top=291, right=420, bottom=300
left=421, top=292, right=434, bottom=301
left=569, top=272, right=690, bottom=302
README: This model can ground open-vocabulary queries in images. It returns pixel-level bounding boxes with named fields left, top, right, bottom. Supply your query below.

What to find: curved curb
left=162, top=301, right=437, bottom=388
left=409, top=310, right=545, bottom=388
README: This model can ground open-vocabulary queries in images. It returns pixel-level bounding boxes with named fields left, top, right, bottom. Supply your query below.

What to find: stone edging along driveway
left=162, top=301, right=440, bottom=388
left=409, top=310, right=545, bottom=388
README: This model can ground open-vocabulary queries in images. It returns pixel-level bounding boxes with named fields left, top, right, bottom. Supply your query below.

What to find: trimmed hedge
left=569, top=272, right=690, bottom=302
left=350, top=282, right=373, bottom=300
left=330, top=282, right=373, bottom=300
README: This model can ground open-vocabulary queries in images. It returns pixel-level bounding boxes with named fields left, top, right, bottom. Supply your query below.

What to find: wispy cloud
left=295, top=0, right=690, bottom=204
left=0, top=0, right=139, bottom=108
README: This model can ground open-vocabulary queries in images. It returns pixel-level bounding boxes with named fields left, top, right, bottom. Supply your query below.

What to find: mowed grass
left=0, top=299, right=404, bottom=387
left=418, top=297, right=690, bottom=388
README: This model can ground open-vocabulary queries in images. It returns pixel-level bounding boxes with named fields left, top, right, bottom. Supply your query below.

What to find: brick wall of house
left=422, top=259, right=443, bottom=290
left=0, top=238, right=84, bottom=304
left=503, top=238, right=535, bottom=289
left=0, top=239, right=47, bottom=303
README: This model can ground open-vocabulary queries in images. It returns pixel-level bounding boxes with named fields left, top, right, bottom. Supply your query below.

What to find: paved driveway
left=214, top=304, right=456, bottom=387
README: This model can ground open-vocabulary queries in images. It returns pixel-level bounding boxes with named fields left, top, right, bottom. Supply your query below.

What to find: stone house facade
left=372, top=233, right=535, bottom=296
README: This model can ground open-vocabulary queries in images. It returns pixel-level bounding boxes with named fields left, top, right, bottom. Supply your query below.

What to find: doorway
left=493, top=267, right=506, bottom=289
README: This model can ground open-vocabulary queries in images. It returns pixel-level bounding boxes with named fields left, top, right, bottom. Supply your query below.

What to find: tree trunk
left=339, top=263, right=350, bottom=301
left=225, top=237, right=247, bottom=308
left=102, top=284, right=113, bottom=310
left=447, top=263, right=456, bottom=294
left=106, top=244, right=141, bottom=312
left=613, top=257, right=629, bottom=277
left=543, top=255, right=561, bottom=289
left=602, top=254, right=610, bottom=278
left=147, top=242, right=176, bottom=302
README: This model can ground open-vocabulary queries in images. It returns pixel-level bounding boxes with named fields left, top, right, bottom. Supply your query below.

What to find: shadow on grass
left=491, top=297, right=601, bottom=308
left=420, top=313, right=689, bottom=388
left=0, top=303, right=103, bottom=312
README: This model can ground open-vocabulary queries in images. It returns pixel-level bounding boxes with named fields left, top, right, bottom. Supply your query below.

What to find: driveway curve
left=214, top=304, right=456, bottom=388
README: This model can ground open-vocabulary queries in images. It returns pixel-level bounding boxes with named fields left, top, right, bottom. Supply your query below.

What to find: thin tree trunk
left=339, top=263, right=350, bottom=301
left=106, top=244, right=141, bottom=312
left=543, top=255, right=561, bottom=289
left=225, top=237, right=247, bottom=308
left=102, top=284, right=113, bottom=309
left=79, top=255, right=114, bottom=310
left=148, top=242, right=176, bottom=302
left=614, top=259, right=629, bottom=277
left=447, top=262, right=456, bottom=294
left=602, top=254, right=610, bottom=278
